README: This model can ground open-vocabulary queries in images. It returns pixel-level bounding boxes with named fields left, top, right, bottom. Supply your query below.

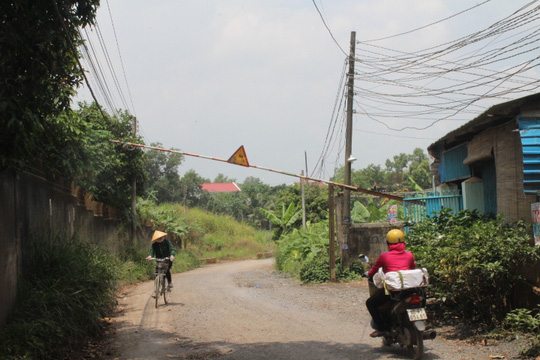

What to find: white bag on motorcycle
left=373, top=268, right=429, bottom=290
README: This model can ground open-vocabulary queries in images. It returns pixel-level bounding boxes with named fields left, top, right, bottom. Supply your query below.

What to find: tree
left=213, top=173, right=236, bottom=183
left=178, top=170, right=210, bottom=208
left=1, top=0, right=100, bottom=170
left=385, top=153, right=410, bottom=189
left=240, top=177, right=284, bottom=228
left=61, top=103, right=145, bottom=212
left=407, top=149, right=431, bottom=190
left=144, top=143, right=184, bottom=203
left=274, top=183, right=329, bottom=225
left=332, top=164, right=387, bottom=190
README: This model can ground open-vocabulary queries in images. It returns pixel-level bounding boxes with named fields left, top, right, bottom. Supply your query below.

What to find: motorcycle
left=360, top=255, right=436, bottom=360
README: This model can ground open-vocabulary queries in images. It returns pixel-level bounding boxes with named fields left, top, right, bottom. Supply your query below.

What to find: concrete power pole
left=131, top=117, right=137, bottom=242
left=301, top=170, right=306, bottom=229
left=342, top=31, right=356, bottom=268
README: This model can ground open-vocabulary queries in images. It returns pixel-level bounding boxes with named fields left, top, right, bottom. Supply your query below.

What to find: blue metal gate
left=403, top=190, right=463, bottom=222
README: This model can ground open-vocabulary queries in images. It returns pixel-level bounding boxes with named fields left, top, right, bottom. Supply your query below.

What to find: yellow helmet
left=387, top=229, right=405, bottom=243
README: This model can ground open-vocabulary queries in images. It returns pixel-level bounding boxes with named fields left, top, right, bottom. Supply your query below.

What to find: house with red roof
left=201, top=182, right=241, bottom=193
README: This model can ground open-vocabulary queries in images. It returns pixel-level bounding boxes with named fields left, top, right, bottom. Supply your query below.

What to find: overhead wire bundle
left=353, top=0, right=540, bottom=131
left=75, top=0, right=147, bottom=140
left=312, top=0, right=540, bottom=178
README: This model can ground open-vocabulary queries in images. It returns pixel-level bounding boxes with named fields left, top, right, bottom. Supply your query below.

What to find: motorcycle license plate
left=407, top=308, right=427, bottom=321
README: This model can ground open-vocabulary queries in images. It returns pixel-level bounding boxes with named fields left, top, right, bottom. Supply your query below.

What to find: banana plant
left=260, top=201, right=302, bottom=239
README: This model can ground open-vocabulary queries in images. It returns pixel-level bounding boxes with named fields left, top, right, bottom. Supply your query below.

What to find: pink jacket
left=368, top=242, right=416, bottom=278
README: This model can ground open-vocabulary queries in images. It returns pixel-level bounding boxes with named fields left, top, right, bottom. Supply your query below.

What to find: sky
left=75, top=0, right=540, bottom=186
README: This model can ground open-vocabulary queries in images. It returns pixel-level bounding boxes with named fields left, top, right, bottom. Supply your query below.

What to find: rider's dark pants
left=157, top=262, right=173, bottom=284
left=366, top=290, right=391, bottom=331
left=166, top=261, right=173, bottom=284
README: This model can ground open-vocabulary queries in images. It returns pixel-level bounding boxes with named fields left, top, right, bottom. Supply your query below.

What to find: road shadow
left=104, top=324, right=442, bottom=360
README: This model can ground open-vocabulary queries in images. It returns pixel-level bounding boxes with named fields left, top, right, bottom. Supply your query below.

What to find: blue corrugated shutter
left=518, top=116, right=540, bottom=194
left=481, top=159, right=497, bottom=214
left=441, top=144, right=470, bottom=182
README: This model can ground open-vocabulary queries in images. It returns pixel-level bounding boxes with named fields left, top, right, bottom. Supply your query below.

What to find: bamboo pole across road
left=109, top=140, right=404, bottom=202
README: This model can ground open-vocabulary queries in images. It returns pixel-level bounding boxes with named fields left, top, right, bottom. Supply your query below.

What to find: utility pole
left=131, top=117, right=137, bottom=242
left=301, top=170, right=306, bottom=229
left=303, top=151, right=308, bottom=229
left=342, top=31, right=356, bottom=268
left=329, top=185, right=336, bottom=282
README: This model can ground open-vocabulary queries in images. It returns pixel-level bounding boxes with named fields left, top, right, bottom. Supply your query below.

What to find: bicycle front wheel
left=154, top=276, right=161, bottom=308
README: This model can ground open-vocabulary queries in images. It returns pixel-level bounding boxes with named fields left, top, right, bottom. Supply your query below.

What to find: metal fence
left=403, top=190, right=463, bottom=222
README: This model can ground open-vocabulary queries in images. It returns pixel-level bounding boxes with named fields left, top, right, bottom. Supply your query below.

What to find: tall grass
left=150, top=204, right=274, bottom=260
left=0, top=234, right=116, bottom=359
left=0, top=205, right=273, bottom=359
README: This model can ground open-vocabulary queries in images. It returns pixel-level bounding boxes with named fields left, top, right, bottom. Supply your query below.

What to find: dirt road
left=106, top=258, right=524, bottom=360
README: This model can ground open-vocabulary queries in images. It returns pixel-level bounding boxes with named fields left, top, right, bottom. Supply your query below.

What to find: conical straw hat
left=151, top=230, right=167, bottom=242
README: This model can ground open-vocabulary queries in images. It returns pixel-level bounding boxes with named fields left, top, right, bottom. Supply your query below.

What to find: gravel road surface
left=105, top=258, right=526, bottom=360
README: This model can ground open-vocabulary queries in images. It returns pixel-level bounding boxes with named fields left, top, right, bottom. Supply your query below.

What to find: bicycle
left=150, top=257, right=171, bottom=308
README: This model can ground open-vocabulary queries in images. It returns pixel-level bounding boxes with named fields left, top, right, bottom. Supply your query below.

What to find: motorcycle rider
left=366, top=229, right=416, bottom=337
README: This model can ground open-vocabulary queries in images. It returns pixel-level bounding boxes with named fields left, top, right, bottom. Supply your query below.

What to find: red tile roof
left=201, top=182, right=241, bottom=193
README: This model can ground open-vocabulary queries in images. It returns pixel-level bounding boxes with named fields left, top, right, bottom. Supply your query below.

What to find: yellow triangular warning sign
left=227, top=145, right=250, bottom=167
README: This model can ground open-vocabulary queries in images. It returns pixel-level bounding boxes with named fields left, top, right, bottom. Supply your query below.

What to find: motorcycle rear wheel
left=407, top=326, right=424, bottom=360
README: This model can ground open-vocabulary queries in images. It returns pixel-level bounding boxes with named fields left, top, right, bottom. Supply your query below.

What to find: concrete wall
left=0, top=168, right=133, bottom=327
left=345, top=222, right=404, bottom=265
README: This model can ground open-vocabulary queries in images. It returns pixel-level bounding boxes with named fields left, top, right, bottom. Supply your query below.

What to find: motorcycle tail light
left=405, top=293, right=423, bottom=304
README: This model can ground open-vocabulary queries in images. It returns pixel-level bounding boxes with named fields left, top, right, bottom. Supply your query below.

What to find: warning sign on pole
left=227, top=145, right=250, bottom=167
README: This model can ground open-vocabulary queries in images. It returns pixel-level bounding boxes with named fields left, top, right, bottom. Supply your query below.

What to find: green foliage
left=238, top=177, right=282, bottom=228
left=406, top=209, right=540, bottom=326
left=260, top=201, right=303, bottom=240
left=350, top=198, right=403, bottom=223
left=299, top=256, right=331, bottom=283
left=137, top=201, right=274, bottom=261
left=116, top=246, right=155, bottom=283
left=0, top=234, right=116, bottom=359
left=275, top=220, right=362, bottom=283
left=67, top=104, right=146, bottom=213
left=137, top=198, right=191, bottom=241
left=504, top=305, right=540, bottom=334
left=0, top=232, right=203, bottom=359
left=298, top=257, right=363, bottom=284
left=504, top=306, right=540, bottom=358
left=144, top=142, right=184, bottom=203
left=178, top=169, right=211, bottom=208
left=273, top=183, right=329, bottom=225
left=28, top=102, right=146, bottom=216
left=1, top=0, right=100, bottom=170
left=332, top=148, right=431, bottom=191
left=171, top=251, right=201, bottom=272
left=275, top=221, right=330, bottom=275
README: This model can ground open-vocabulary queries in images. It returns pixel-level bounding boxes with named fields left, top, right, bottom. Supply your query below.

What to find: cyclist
left=146, top=230, right=176, bottom=289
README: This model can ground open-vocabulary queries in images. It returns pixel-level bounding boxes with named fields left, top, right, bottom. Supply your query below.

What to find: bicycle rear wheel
left=163, top=279, right=169, bottom=304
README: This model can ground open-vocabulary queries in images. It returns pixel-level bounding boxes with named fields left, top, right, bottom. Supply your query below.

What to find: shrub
left=299, top=256, right=363, bottom=284
left=276, top=220, right=364, bottom=283
left=275, top=221, right=329, bottom=275
left=504, top=305, right=540, bottom=333
left=503, top=306, right=540, bottom=358
left=406, top=209, right=540, bottom=326
left=299, top=256, right=331, bottom=283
